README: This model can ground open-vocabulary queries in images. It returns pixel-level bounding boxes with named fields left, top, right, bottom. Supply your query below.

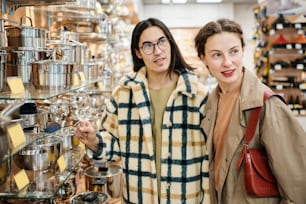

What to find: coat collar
left=119, top=66, right=198, bottom=99
left=204, top=68, right=269, bottom=127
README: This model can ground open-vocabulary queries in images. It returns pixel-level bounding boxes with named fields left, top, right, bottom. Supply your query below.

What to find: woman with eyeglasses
left=74, top=18, right=210, bottom=203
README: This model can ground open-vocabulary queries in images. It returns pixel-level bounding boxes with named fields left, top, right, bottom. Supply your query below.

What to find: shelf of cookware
left=0, top=77, right=109, bottom=202
left=0, top=77, right=111, bottom=101
left=0, top=127, right=86, bottom=202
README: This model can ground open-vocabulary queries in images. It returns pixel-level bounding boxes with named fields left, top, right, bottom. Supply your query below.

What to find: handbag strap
left=236, top=91, right=275, bottom=169
left=245, top=91, right=275, bottom=144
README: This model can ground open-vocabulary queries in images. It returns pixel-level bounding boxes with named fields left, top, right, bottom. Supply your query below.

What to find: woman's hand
left=74, top=120, right=99, bottom=152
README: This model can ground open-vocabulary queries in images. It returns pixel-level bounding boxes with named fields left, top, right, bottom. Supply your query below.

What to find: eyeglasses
left=139, top=37, right=170, bottom=55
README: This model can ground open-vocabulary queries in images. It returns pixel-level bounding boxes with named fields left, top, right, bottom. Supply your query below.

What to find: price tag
left=7, top=123, right=26, bottom=150
left=79, top=72, right=86, bottom=83
left=269, top=29, right=275, bottom=35
left=14, top=169, right=30, bottom=191
left=297, top=64, right=304, bottom=70
left=57, top=155, right=67, bottom=172
left=295, top=44, right=302, bottom=49
left=274, top=64, right=282, bottom=70
left=7, top=77, right=25, bottom=94
left=286, top=44, right=292, bottom=49
left=299, top=83, right=306, bottom=89
left=276, top=23, right=283, bottom=30
left=295, top=23, right=302, bottom=29
left=97, top=82, right=104, bottom=90
left=73, top=73, right=80, bottom=86
left=276, top=85, right=283, bottom=90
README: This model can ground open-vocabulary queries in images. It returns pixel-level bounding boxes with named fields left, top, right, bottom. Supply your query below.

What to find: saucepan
left=31, top=60, right=75, bottom=90
left=13, top=135, right=62, bottom=171
left=84, top=163, right=123, bottom=201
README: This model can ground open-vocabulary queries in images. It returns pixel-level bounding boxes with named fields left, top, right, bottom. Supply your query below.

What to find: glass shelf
left=0, top=147, right=85, bottom=201
left=5, top=0, right=77, bottom=6
left=0, top=78, right=108, bottom=101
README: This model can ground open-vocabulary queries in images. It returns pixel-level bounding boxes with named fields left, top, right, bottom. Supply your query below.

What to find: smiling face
left=135, top=26, right=171, bottom=77
left=200, top=32, right=244, bottom=93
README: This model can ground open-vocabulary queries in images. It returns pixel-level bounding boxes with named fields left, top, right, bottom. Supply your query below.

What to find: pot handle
left=20, top=16, right=33, bottom=27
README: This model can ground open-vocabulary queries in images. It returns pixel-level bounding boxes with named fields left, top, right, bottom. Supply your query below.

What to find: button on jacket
left=202, top=68, right=306, bottom=204
left=90, top=67, right=210, bottom=204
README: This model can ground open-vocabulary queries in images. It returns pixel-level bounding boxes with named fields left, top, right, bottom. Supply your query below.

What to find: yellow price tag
left=10, top=93, right=25, bottom=99
left=7, top=123, right=26, bottom=150
left=97, top=82, right=104, bottom=90
left=79, top=72, right=86, bottom=83
left=7, top=77, right=25, bottom=94
left=73, top=73, right=80, bottom=86
left=57, top=155, right=67, bottom=172
left=14, top=169, right=30, bottom=191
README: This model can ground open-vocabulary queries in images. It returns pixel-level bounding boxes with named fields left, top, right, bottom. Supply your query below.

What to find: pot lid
left=70, top=191, right=108, bottom=204
left=84, top=165, right=122, bottom=178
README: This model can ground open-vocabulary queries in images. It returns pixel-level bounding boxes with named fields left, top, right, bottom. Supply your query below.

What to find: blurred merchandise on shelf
left=253, top=2, right=306, bottom=116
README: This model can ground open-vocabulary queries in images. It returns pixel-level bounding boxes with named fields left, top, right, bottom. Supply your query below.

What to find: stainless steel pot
left=80, top=60, right=98, bottom=81
left=6, top=16, right=47, bottom=48
left=69, top=191, right=108, bottom=204
left=13, top=135, right=62, bottom=171
left=47, top=39, right=86, bottom=64
left=31, top=60, right=75, bottom=90
left=6, top=47, right=53, bottom=84
left=58, top=127, right=79, bottom=151
left=84, top=164, right=123, bottom=200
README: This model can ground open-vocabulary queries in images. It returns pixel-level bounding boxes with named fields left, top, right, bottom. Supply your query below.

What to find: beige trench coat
left=202, top=68, right=306, bottom=204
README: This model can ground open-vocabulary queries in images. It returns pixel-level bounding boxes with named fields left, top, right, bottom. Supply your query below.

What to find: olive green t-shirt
left=149, top=83, right=176, bottom=198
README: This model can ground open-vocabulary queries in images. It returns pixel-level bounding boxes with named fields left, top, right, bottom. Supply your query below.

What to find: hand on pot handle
left=74, top=120, right=99, bottom=152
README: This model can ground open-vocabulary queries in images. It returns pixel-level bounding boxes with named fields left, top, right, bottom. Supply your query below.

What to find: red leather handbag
left=236, top=92, right=280, bottom=197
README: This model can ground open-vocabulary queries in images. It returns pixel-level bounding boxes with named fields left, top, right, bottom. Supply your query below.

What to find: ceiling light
left=196, top=0, right=223, bottom=3
left=161, top=0, right=188, bottom=4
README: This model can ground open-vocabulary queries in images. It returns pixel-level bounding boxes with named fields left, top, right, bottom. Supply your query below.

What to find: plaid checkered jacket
left=92, top=67, right=210, bottom=204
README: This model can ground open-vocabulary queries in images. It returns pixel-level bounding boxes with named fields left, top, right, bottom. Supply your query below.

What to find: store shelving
left=253, top=5, right=306, bottom=115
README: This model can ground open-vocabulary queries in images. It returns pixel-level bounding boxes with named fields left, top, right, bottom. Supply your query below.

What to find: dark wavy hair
left=130, top=17, right=194, bottom=73
left=194, top=18, right=245, bottom=58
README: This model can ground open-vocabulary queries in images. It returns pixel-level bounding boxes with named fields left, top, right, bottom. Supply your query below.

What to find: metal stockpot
left=70, top=191, right=108, bottom=204
left=6, top=16, right=47, bottom=48
left=6, top=47, right=53, bottom=84
left=31, top=60, right=75, bottom=90
left=79, top=59, right=98, bottom=81
left=47, top=39, right=86, bottom=64
left=13, top=135, right=62, bottom=171
left=84, top=164, right=123, bottom=200
left=58, top=127, right=79, bottom=151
